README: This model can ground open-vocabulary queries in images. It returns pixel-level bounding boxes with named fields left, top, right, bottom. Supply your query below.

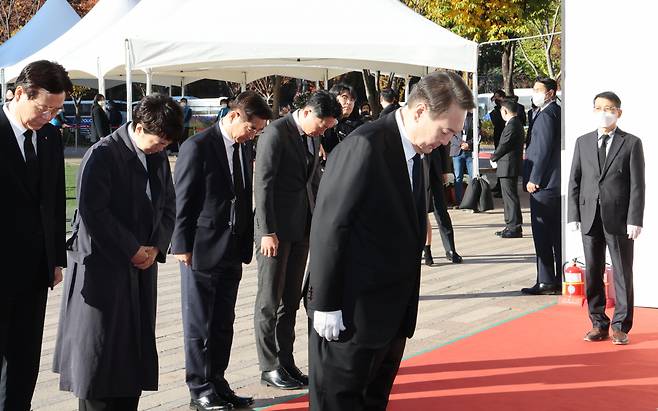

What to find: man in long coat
left=53, top=94, right=183, bottom=411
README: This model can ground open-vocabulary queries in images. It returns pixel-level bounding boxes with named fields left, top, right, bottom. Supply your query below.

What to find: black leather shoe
left=445, top=250, right=463, bottom=263
left=190, top=393, right=233, bottom=410
left=521, top=283, right=560, bottom=295
left=217, top=389, right=254, bottom=409
left=261, top=367, right=303, bottom=390
left=495, top=230, right=505, bottom=236
left=283, top=364, right=308, bottom=386
left=423, top=246, right=434, bottom=266
left=501, top=229, right=522, bottom=238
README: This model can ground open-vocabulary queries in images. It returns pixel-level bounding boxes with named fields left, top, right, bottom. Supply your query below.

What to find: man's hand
left=319, top=144, right=327, bottom=162
left=313, top=310, right=346, bottom=341
left=174, top=252, right=192, bottom=266
left=489, top=159, right=497, bottom=168
left=131, top=246, right=156, bottom=270
left=460, top=142, right=470, bottom=150
left=526, top=182, right=540, bottom=193
left=568, top=221, right=580, bottom=232
left=442, top=173, right=451, bottom=185
left=260, top=234, right=279, bottom=257
left=53, top=266, right=63, bottom=287
left=627, top=225, right=642, bottom=240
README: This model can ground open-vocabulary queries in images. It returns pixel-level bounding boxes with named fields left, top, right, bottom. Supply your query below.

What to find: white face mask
left=594, top=111, right=617, bottom=129
left=532, top=92, right=547, bottom=108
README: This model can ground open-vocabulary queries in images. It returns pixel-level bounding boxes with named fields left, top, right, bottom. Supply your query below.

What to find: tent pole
left=181, top=77, right=185, bottom=97
left=1, top=68, right=6, bottom=104
left=472, top=46, right=480, bottom=177
left=97, top=57, right=105, bottom=96
left=315, top=80, right=320, bottom=90
left=241, top=72, right=247, bottom=92
left=125, top=39, right=133, bottom=122
left=404, top=75, right=410, bottom=102
left=324, top=69, right=328, bottom=90
left=145, top=68, right=152, bottom=96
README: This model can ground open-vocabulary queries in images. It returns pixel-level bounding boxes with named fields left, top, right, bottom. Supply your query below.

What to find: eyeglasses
left=32, top=100, right=63, bottom=118
left=593, top=106, right=618, bottom=113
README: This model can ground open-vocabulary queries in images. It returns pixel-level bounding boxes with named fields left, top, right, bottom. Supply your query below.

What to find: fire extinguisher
left=560, top=258, right=586, bottom=305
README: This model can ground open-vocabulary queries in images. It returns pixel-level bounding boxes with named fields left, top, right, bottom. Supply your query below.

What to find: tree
left=69, top=84, right=90, bottom=146
left=247, top=75, right=292, bottom=115
left=516, top=0, right=561, bottom=81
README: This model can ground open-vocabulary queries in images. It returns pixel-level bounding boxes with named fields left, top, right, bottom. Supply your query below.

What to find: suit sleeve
left=254, top=126, right=282, bottom=235
left=78, top=147, right=141, bottom=263
left=490, top=124, right=515, bottom=162
left=527, top=115, right=555, bottom=186
left=153, top=158, right=176, bottom=262
left=567, top=138, right=583, bottom=223
left=627, top=138, right=645, bottom=227
left=170, top=139, right=204, bottom=253
left=308, top=137, right=373, bottom=312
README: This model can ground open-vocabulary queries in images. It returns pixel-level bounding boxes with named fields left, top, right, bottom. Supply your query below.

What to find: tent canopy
left=0, top=0, right=80, bottom=68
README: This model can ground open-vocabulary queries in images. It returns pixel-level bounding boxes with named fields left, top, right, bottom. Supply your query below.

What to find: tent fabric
left=0, top=0, right=80, bottom=68
left=3, top=0, right=140, bottom=81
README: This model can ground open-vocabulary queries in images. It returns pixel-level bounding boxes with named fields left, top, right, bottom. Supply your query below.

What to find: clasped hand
left=131, top=246, right=158, bottom=270
left=313, top=310, right=346, bottom=341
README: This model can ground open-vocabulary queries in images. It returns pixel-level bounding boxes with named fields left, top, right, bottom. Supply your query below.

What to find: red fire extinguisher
left=559, top=259, right=586, bottom=306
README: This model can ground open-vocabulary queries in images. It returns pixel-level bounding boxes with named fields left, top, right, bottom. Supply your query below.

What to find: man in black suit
left=171, top=91, right=272, bottom=410
left=0, top=60, right=71, bottom=411
left=526, top=102, right=540, bottom=148
left=53, top=94, right=182, bottom=411
left=379, top=88, right=400, bottom=117
left=491, top=97, right=524, bottom=238
left=568, top=91, right=645, bottom=345
left=254, top=91, right=341, bottom=390
left=522, top=78, right=562, bottom=295
left=306, top=71, right=475, bottom=410
left=489, top=90, right=506, bottom=148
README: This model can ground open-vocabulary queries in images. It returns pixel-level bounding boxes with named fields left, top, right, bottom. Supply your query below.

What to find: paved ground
left=31, top=182, right=557, bottom=410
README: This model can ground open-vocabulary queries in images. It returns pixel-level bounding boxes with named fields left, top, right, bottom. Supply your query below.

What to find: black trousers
left=254, top=239, right=309, bottom=371
left=583, top=206, right=635, bottom=333
left=428, top=172, right=457, bottom=253
left=78, top=397, right=139, bottom=411
left=309, top=331, right=406, bottom=411
left=529, top=194, right=561, bottom=285
left=181, top=261, right=242, bottom=398
left=499, top=176, right=522, bottom=232
left=0, top=278, right=48, bottom=411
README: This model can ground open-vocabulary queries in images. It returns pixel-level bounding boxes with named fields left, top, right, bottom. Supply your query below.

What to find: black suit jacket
left=489, top=106, right=505, bottom=147
left=0, top=107, right=66, bottom=288
left=90, top=105, right=111, bottom=141
left=307, top=113, right=425, bottom=347
left=491, top=116, right=524, bottom=177
left=171, top=122, right=254, bottom=270
left=379, top=103, right=400, bottom=117
left=254, top=112, right=320, bottom=241
left=568, top=128, right=645, bottom=236
left=523, top=101, right=561, bottom=198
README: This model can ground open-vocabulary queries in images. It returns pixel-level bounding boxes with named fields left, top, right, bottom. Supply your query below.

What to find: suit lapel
left=601, top=128, right=626, bottom=178
left=1, top=108, right=35, bottom=199
left=287, top=113, right=309, bottom=177
left=382, top=115, right=420, bottom=236
left=209, top=122, right=234, bottom=194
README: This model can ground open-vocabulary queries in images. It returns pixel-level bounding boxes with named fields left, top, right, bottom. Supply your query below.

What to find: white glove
left=313, top=310, right=346, bottom=341
left=489, top=159, right=497, bottom=168
left=568, top=221, right=580, bottom=232
left=627, top=225, right=642, bottom=240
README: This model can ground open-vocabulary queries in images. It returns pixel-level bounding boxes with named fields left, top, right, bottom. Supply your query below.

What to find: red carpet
left=264, top=305, right=658, bottom=410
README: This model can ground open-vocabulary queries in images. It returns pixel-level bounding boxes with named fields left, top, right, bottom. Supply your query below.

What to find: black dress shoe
left=190, top=393, right=233, bottom=411
left=282, top=364, right=308, bottom=386
left=445, top=250, right=463, bottom=263
left=261, top=367, right=303, bottom=390
left=217, top=389, right=254, bottom=409
left=521, top=283, right=560, bottom=295
left=423, top=245, right=434, bottom=266
left=501, top=229, right=522, bottom=238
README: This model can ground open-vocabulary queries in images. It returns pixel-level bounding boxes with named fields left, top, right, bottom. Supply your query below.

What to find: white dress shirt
left=293, top=110, right=314, bottom=155
left=219, top=121, right=245, bottom=187
left=127, top=125, right=152, bottom=201
left=3, top=103, right=36, bottom=160
left=597, top=127, right=616, bottom=157
left=394, top=108, right=420, bottom=188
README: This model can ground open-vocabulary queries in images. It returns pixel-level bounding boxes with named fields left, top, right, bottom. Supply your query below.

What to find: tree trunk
left=501, top=42, right=516, bottom=96
left=362, top=69, right=380, bottom=117
left=272, top=75, right=282, bottom=117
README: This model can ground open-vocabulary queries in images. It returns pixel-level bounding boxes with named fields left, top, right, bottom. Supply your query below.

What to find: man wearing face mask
left=172, top=91, right=273, bottom=410
left=489, top=90, right=506, bottom=197
left=306, top=72, right=475, bottom=410
left=522, top=77, right=562, bottom=295
left=568, top=91, right=645, bottom=345
left=254, top=91, right=342, bottom=390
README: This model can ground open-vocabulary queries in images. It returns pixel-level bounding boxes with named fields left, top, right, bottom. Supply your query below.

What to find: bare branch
left=518, top=41, right=540, bottom=77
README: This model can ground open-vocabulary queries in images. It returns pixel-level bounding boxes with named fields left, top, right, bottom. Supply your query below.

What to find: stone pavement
left=31, top=189, right=558, bottom=410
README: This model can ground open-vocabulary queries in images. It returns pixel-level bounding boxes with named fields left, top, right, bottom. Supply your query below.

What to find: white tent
left=0, top=0, right=80, bottom=100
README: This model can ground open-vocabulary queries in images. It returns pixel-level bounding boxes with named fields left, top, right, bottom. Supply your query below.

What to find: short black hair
left=132, top=93, right=184, bottom=142
left=408, top=71, right=475, bottom=118
left=93, top=94, right=105, bottom=105
left=180, top=97, right=188, bottom=103
left=380, top=88, right=397, bottom=103
left=536, top=77, right=558, bottom=92
left=361, top=102, right=371, bottom=110
left=500, top=97, right=518, bottom=113
left=15, top=60, right=73, bottom=99
left=229, top=90, right=273, bottom=121
left=493, top=89, right=506, bottom=98
left=329, top=82, right=356, bottom=100
left=304, top=90, right=342, bottom=119
left=593, top=91, right=621, bottom=108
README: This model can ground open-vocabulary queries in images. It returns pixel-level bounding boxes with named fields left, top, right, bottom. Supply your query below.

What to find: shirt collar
left=219, top=119, right=236, bottom=149
left=3, top=103, right=30, bottom=137
left=597, top=127, right=617, bottom=140
left=127, top=123, right=147, bottom=158
left=292, top=110, right=305, bottom=136
left=395, top=108, right=418, bottom=162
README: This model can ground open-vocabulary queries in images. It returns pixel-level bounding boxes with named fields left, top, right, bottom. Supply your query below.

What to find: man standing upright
left=171, top=91, right=272, bottom=410
left=568, top=91, right=645, bottom=345
left=522, top=77, right=562, bottom=295
left=491, top=97, right=525, bottom=238
left=379, top=88, right=400, bottom=117
left=254, top=91, right=341, bottom=390
left=307, top=71, right=475, bottom=410
left=0, top=60, right=71, bottom=411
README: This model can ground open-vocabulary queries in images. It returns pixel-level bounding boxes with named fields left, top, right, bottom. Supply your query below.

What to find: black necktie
left=299, top=134, right=313, bottom=173
left=232, top=143, right=246, bottom=234
left=598, top=134, right=610, bottom=173
left=23, top=130, right=40, bottom=196
left=412, top=153, right=426, bottom=232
